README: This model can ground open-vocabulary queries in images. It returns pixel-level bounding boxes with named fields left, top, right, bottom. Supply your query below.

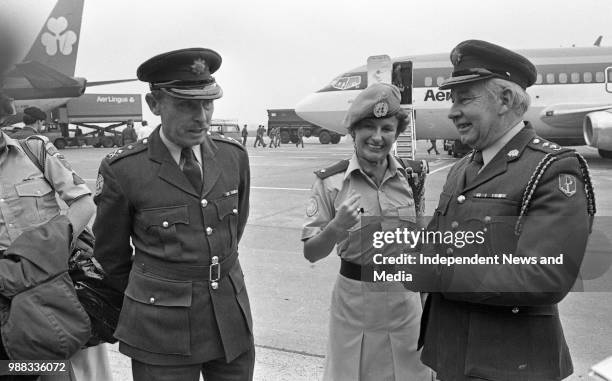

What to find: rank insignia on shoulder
left=507, top=149, right=519, bottom=158
left=95, top=173, right=104, bottom=197
left=558, top=174, right=577, bottom=197
left=306, top=197, right=318, bottom=217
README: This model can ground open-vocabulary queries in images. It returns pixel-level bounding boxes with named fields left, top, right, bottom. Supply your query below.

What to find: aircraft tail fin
left=22, top=0, right=84, bottom=77
left=594, top=36, right=603, bottom=47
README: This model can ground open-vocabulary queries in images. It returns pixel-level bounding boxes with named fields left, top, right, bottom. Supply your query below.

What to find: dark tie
left=464, top=150, right=483, bottom=185
left=181, top=147, right=202, bottom=192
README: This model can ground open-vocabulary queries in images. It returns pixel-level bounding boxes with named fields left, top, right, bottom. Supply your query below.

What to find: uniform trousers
left=131, top=344, right=255, bottom=381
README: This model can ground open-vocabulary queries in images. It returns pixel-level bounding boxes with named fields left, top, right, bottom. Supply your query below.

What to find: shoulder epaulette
left=314, top=159, right=349, bottom=179
left=527, top=136, right=573, bottom=156
left=211, top=133, right=246, bottom=151
left=105, top=138, right=148, bottom=163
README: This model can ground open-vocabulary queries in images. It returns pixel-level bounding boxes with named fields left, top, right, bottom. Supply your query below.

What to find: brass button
left=162, top=221, right=169, bottom=228
left=201, top=199, right=208, bottom=207
left=532, top=138, right=540, bottom=144
left=127, top=145, right=134, bottom=149
left=483, top=216, right=492, bottom=224
left=232, top=208, right=238, bottom=215
left=149, top=297, right=155, bottom=304
left=512, top=307, right=519, bottom=314
left=446, top=247, right=454, bottom=255
left=451, top=221, right=459, bottom=229
left=206, top=227, right=213, bottom=235
left=212, top=256, right=219, bottom=264
left=211, top=281, right=219, bottom=290
left=457, top=195, right=466, bottom=204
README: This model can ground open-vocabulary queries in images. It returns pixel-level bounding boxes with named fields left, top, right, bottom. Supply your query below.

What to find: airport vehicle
left=6, top=93, right=143, bottom=149
left=295, top=41, right=612, bottom=158
left=0, top=0, right=135, bottom=125
left=210, top=119, right=242, bottom=141
left=267, top=108, right=341, bottom=144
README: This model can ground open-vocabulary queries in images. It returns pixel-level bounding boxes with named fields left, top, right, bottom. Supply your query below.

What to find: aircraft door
left=392, top=61, right=413, bottom=105
left=606, top=66, right=612, bottom=93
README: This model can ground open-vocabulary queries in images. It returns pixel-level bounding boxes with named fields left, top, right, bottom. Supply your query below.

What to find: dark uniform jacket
left=93, top=127, right=252, bottom=366
left=420, top=124, right=594, bottom=381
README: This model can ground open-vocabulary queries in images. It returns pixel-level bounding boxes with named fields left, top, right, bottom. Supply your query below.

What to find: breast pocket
left=212, top=194, right=239, bottom=247
left=115, top=270, right=192, bottom=355
left=137, top=206, right=189, bottom=259
left=465, top=199, right=519, bottom=256
left=14, top=178, right=58, bottom=226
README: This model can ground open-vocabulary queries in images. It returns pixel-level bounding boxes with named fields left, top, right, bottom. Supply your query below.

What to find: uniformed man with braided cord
left=92, top=48, right=253, bottom=381
left=416, top=40, right=595, bottom=381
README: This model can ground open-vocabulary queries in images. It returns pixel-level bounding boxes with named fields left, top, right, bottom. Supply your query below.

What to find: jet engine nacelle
left=583, top=111, right=612, bottom=155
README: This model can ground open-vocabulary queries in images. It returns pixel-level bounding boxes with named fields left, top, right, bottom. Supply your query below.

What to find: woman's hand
left=329, top=192, right=361, bottom=232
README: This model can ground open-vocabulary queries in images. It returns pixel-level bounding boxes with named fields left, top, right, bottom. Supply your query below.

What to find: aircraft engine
left=583, top=110, right=612, bottom=158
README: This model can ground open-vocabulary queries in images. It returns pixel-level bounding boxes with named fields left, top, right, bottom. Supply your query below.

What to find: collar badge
left=507, top=149, right=519, bottom=158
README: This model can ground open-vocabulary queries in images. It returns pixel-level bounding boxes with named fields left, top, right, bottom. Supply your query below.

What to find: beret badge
left=373, top=101, right=389, bottom=118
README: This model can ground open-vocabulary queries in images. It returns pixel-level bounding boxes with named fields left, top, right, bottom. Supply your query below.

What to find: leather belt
left=134, top=251, right=238, bottom=282
left=339, top=258, right=396, bottom=282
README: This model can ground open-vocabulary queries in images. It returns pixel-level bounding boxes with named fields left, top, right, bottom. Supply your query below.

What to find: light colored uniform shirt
left=0, top=133, right=90, bottom=249
left=302, top=152, right=416, bottom=264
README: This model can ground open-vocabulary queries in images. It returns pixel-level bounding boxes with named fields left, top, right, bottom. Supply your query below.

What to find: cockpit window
left=317, top=72, right=367, bottom=92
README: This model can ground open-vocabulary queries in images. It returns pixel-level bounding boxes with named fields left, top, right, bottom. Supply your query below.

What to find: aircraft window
left=546, top=73, right=555, bottom=84
left=535, top=74, right=542, bottom=84
left=271, top=113, right=277, bottom=117
left=331, top=75, right=362, bottom=90
left=558, top=73, right=567, bottom=84
left=425, top=77, right=433, bottom=87
left=571, top=72, right=580, bottom=83
left=436, top=76, right=445, bottom=86
left=584, top=72, right=593, bottom=83
left=596, top=72, right=605, bottom=83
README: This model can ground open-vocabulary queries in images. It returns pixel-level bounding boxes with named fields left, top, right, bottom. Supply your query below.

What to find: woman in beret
left=302, top=83, right=431, bottom=380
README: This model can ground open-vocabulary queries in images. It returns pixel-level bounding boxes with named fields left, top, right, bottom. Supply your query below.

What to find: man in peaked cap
left=415, top=40, right=594, bottom=380
left=92, top=48, right=254, bottom=381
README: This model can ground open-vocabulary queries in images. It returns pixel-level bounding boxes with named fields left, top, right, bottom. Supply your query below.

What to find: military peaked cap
left=439, top=40, right=537, bottom=90
left=137, top=48, right=223, bottom=100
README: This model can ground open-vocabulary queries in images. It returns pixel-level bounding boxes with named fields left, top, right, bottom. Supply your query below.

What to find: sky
left=11, top=0, right=612, bottom=130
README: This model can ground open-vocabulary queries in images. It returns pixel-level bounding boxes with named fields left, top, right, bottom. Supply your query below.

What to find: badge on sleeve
left=558, top=174, right=577, bottom=197
left=306, top=197, right=319, bottom=217
left=95, top=173, right=104, bottom=197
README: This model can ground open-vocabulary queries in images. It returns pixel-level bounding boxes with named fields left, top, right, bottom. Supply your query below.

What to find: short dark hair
left=347, top=109, right=409, bottom=139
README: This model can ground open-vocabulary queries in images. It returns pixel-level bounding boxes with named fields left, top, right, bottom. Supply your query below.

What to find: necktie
left=181, top=147, right=202, bottom=192
left=464, top=150, right=483, bottom=185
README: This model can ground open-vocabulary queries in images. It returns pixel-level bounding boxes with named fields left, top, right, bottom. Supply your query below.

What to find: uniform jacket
left=420, top=124, right=593, bottom=381
left=93, top=127, right=252, bottom=365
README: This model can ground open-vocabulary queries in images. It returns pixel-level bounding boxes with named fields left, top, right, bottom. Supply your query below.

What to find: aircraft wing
left=87, top=79, right=137, bottom=87
left=539, top=104, right=612, bottom=128
left=11, top=61, right=81, bottom=89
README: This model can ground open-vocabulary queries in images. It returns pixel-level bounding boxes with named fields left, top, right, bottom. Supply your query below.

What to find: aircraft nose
left=295, top=93, right=320, bottom=121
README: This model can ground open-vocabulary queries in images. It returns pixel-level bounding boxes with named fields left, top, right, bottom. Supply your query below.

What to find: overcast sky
left=14, top=0, right=612, bottom=127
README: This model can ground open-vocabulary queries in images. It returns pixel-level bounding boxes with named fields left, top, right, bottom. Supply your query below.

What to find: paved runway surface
left=62, top=137, right=612, bottom=380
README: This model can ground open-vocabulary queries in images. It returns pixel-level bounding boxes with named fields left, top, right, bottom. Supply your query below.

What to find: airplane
left=295, top=40, right=612, bottom=158
left=0, top=0, right=135, bottom=125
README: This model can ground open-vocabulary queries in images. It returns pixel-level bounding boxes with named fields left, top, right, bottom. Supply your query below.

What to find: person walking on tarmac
left=274, top=127, right=281, bottom=147
left=241, top=124, right=248, bottom=146
left=296, top=126, right=304, bottom=148
left=121, top=119, right=138, bottom=146
left=426, top=138, right=439, bottom=154
left=254, top=125, right=266, bottom=148
left=268, top=127, right=277, bottom=148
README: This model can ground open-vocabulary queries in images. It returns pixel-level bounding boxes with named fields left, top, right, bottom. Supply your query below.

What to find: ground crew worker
left=92, top=48, right=254, bottom=381
left=241, top=124, right=248, bottom=146
left=427, top=139, right=439, bottom=154
left=121, top=119, right=138, bottom=146
left=274, top=127, right=281, bottom=147
left=296, top=126, right=304, bottom=148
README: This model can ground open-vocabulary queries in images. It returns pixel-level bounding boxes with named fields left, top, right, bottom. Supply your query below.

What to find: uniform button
left=232, top=208, right=238, bottom=215
left=483, top=216, right=492, bottom=224
left=212, top=255, right=219, bottom=264
left=512, top=307, right=519, bottom=314
left=457, top=195, right=466, bottom=204
left=206, top=227, right=213, bottom=235
left=211, top=281, right=219, bottom=290
left=127, top=144, right=134, bottom=149
left=0, top=199, right=4, bottom=202
left=201, top=199, right=208, bottom=207
left=446, top=247, right=454, bottom=255
left=451, top=221, right=459, bottom=230
left=149, top=297, right=155, bottom=304
left=518, top=364, right=527, bottom=370
left=532, top=138, right=540, bottom=144
left=162, top=221, right=169, bottom=228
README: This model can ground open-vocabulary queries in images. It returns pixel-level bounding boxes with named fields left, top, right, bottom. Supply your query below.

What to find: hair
left=347, top=108, right=409, bottom=139
left=484, top=78, right=531, bottom=116
left=23, top=114, right=37, bottom=125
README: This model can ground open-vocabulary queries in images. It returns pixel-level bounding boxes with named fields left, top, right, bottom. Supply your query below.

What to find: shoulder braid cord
left=397, top=158, right=428, bottom=217
left=515, top=152, right=596, bottom=236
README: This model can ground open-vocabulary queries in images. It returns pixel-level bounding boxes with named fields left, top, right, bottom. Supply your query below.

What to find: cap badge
left=190, top=58, right=208, bottom=75
left=507, top=149, right=519, bottom=158
left=450, top=49, right=463, bottom=65
left=373, top=101, right=389, bottom=118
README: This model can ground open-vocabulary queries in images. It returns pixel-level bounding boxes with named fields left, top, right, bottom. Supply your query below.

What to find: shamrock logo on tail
left=41, top=17, right=77, bottom=56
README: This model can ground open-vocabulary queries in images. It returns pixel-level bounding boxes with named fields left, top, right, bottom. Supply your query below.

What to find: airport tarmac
left=63, top=137, right=612, bottom=381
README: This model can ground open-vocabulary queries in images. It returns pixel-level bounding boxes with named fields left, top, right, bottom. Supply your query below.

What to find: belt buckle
left=209, top=256, right=220, bottom=282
